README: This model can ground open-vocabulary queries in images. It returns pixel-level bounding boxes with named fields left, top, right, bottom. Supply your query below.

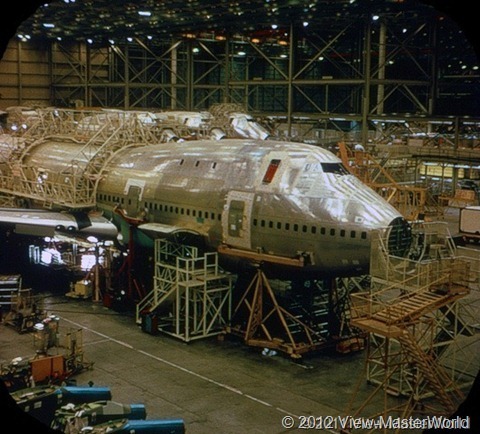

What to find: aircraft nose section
left=388, top=216, right=412, bottom=257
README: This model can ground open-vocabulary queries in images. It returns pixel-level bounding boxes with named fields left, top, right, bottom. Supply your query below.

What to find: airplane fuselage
left=22, top=138, right=411, bottom=277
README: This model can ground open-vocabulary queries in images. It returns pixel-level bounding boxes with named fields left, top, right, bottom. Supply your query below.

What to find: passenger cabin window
left=262, top=159, right=281, bottom=184
left=321, top=163, right=349, bottom=176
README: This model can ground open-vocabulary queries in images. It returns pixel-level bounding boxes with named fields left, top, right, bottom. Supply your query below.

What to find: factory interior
left=0, top=1, right=479, bottom=433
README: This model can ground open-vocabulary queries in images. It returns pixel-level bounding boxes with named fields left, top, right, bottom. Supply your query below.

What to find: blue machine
left=56, top=385, right=112, bottom=405
left=51, top=400, right=147, bottom=431
left=12, top=384, right=112, bottom=425
left=84, top=418, right=186, bottom=433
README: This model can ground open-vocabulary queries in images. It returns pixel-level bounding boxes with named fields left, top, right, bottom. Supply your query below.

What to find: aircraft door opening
left=126, top=185, right=142, bottom=217
left=222, top=191, right=254, bottom=249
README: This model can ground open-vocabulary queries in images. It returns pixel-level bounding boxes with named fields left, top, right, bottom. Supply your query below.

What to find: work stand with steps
left=136, top=239, right=233, bottom=342
left=344, top=226, right=480, bottom=432
left=137, top=240, right=365, bottom=358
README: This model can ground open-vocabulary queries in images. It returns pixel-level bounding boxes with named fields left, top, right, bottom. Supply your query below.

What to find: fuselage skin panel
left=22, top=139, right=410, bottom=277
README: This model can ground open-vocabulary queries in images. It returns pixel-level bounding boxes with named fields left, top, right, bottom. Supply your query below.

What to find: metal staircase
left=352, top=278, right=468, bottom=413
left=342, top=227, right=480, bottom=433
left=397, top=330, right=463, bottom=414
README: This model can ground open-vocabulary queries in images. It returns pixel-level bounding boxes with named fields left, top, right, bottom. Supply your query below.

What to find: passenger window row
left=97, top=194, right=222, bottom=221
left=143, top=201, right=222, bottom=221
left=252, top=218, right=367, bottom=239
left=97, top=194, right=365, bottom=239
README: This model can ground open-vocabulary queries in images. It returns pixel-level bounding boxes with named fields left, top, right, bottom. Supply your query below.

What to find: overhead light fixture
left=17, top=34, right=31, bottom=42
left=138, top=11, right=151, bottom=17
left=108, top=39, right=115, bottom=45
left=303, top=22, right=309, bottom=27
left=42, top=23, right=55, bottom=28
left=372, top=15, right=380, bottom=21
left=87, top=38, right=93, bottom=44
left=271, top=24, right=278, bottom=30
left=127, top=37, right=133, bottom=42
left=238, top=51, right=246, bottom=56
left=147, top=35, right=153, bottom=40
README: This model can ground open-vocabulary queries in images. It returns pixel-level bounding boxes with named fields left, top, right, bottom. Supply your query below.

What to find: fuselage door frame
left=222, top=191, right=254, bottom=250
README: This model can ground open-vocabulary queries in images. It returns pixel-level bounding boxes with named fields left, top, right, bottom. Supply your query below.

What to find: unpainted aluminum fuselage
left=22, top=138, right=411, bottom=277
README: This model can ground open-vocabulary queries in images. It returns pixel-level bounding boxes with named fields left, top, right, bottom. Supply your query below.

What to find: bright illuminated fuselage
left=24, top=138, right=411, bottom=277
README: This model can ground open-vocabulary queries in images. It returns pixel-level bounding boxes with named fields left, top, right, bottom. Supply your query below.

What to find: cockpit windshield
left=320, top=163, right=349, bottom=175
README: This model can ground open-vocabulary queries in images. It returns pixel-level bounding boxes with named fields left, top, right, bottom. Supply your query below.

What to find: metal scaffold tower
left=343, top=224, right=480, bottom=433
left=337, top=142, right=441, bottom=221
left=135, top=239, right=233, bottom=342
left=0, top=108, right=157, bottom=209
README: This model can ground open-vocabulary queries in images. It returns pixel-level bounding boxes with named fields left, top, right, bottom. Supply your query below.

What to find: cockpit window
left=304, top=162, right=349, bottom=175
left=321, top=163, right=349, bottom=175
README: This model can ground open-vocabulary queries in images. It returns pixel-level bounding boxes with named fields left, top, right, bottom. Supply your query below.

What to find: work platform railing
left=136, top=240, right=233, bottom=342
left=0, top=107, right=255, bottom=209
left=0, top=109, right=157, bottom=208
left=343, top=228, right=480, bottom=432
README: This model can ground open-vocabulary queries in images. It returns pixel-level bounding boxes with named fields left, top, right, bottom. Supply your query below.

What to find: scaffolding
left=338, top=143, right=442, bottom=221
left=344, top=225, right=480, bottom=432
left=0, top=108, right=156, bottom=209
left=135, top=239, right=233, bottom=342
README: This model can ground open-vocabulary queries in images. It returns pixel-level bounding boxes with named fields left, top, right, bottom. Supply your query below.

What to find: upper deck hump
left=116, top=138, right=342, bottom=164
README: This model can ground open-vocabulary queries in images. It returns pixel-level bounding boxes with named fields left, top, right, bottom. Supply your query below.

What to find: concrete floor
left=2, top=295, right=372, bottom=433
left=2, top=288, right=479, bottom=434
left=1, top=208, right=479, bottom=433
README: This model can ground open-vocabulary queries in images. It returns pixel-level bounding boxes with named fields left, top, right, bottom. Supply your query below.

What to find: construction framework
left=344, top=223, right=480, bottom=432
left=136, top=239, right=233, bottom=342
left=0, top=105, right=269, bottom=210
left=220, top=246, right=366, bottom=359
left=0, top=109, right=156, bottom=209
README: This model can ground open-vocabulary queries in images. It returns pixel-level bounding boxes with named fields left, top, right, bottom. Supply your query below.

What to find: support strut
left=227, top=268, right=327, bottom=359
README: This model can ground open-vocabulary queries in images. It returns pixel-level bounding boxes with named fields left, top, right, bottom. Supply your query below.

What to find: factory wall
left=0, top=40, right=50, bottom=110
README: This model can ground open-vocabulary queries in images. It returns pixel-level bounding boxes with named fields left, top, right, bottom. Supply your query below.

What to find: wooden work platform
left=350, top=318, right=404, bottom=338
left=371, top=289, right=468, bottom=325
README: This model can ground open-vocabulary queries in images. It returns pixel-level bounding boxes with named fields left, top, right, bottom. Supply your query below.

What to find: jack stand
left=227, top=267, right=327, bottom=359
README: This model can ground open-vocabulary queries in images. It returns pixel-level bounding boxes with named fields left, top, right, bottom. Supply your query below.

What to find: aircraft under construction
left=0, top=108, right=412, bottom=278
